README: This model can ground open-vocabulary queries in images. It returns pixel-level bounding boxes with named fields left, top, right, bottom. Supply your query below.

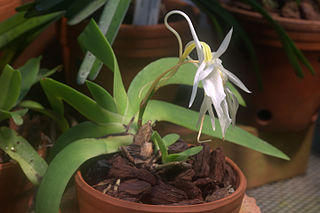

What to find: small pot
left=0, top=161, right=34, bottom=213
left=222, top=4, right=320, bottom=131
left=0, top=130, right=48, bottom=213
left=75, top=157, right=246, bottom=213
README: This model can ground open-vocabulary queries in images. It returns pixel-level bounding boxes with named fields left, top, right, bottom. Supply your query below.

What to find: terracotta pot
left=222, top=5, right=320, bottom=131
left=75, top=157, right=246, bottom=213
left=61, top=0, right=199, bottom=102
left=0, top=133, right=47, bottom=213
left=0, top=161, right=34, bottom=213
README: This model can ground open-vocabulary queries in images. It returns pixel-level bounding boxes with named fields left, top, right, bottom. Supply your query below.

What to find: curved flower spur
left=164, top=10, right=251, bottom=141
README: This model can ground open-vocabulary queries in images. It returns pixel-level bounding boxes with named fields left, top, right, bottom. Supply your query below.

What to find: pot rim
left=75, top=157, right=247, bottom=212
left=222, top=4, right=320, bottom=31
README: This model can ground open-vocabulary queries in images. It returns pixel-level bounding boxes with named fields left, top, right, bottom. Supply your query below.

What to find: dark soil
left=224, top=0, right=320, bottom=20
left=83, top=123, right=237, bottom=205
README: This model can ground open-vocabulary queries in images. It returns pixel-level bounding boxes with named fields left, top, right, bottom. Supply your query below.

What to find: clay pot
left=223, top=5, right=320, bottom=131
left=0, top=161, right=34, bottom=213
left=75, top=157, right=246, bottom=213
left=0, top=133, right=47, bottom=213
left=61, top=0, right=199, bottom=101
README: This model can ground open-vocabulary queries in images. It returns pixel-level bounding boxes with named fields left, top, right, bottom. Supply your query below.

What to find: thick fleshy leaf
left=36, top=135, right=133, bottom=213
left=78, top=19, right=127, bottom=114
left=0, top=65, right=21, bottom=110
left=18, top=100, right=69, bottom=132
left=143, top=100, right=289, bottom=160
left=167, top=146, right=203, bottom=162
left=0, top=11, right=63, bottom=50
left=0, top=109, right=28, bottom=125
left=151, top=131, right=168, bottom=163
left=86, top=81, right=117, bottom=113
left=78, top=0, right=130, bottom=83
left=163, top=133, right=180, bottom=147
left=47, top=121, right=129, bottom=161
left=17, top=57, right=41, bottom=103
left=67, top=0, right=108, bottom=25
left=0, top=127, right=47, bottom=185
left=40, top=78, right=122, bottom=124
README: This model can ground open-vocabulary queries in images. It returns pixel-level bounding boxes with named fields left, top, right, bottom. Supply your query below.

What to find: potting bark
left=83, top=124, right=237, bottom=205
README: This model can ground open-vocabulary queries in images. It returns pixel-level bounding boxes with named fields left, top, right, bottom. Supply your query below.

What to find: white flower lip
left=164, top=10, right=251, bottom=139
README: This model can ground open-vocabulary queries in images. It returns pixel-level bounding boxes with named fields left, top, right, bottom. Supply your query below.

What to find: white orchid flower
left=165, top=10, right=251, bottom=141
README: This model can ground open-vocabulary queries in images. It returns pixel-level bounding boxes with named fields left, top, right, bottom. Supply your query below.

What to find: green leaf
left=167, top=146, right=203, bottom=162
left=151, top=131, right=168, bottom=163
left=77, top=0, right=130, bottom=83
left=226, top=82, right=246, bottom=107
left=67, top=0, right=108, bottom=25
left=0, top=65, right=21, bottom=110
left=163, top=133, right=180, bottom=147
left=47, top=121, right=129, bottom=162
left=36, top=135, right=133, bottom=213
left=0, top=109, right=28, bottom=125
left=0, top=12, right=26, bottom=35
left=127, top=57, right=247, bottom=119
left=78, top=19, right=127, bottom=114
left=144, top=100, right=289, bottom=160
left=19, top=100, right=69, bottom=132
left=40, top=78, right=122, bottom=124
left=0, top=127, right=47, bottom=185
left=85, top=81, right=117, bottom=113
left=17, top=57, right=41, bottom=103
left=0, top=11, right=63, bottom=50
left=35, top=0, right=63, bottom=11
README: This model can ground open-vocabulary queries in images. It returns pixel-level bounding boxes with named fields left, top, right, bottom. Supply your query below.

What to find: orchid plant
left=0, top=57, right=63, bottom=185
left=35, top=11, right=289, bottom=213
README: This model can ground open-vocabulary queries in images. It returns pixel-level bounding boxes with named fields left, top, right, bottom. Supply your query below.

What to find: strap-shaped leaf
left=78, top=19, right=127, bottom=114
left=163, top=133, right=180, bottom=147
left=86, top=80, right=117, bottom=113
left=40, top=78, right=122, bottom=124
left=77, top=0, right=130, bottom=83
left=17, top=57, right=41, bottom=103
left=19, top=100, right=69, bottom=132
left=167, top=146, right=203, bottom=162
left=151, top=131, right=168, bottom=163
left=67, top=0, right=108, bottom=25
left=47, top=121, right=128, bottom=162
left=127, top=57, right=247, bottom=119
left=0, top=65, right=21, bottom=110
left=0, top=109, right=28, bottom=125
left=144, top=100, right=289, bottom=160
left=0, top=11, right=63, bottom=50
left=36, top=135, right=133, bottom=213
left=0, top=127, right=47, bottom=185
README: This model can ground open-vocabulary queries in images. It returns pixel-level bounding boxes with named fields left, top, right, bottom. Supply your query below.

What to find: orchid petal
left=203, top=71, right=226, bottom=106
left=214, top=28, right=233, bottom=59
left=198, top=63, right=215, bottom=82
left=219, top=99, right=232, bottom=137
left=220, top=66, right=251, bottom=93
left=189, top=61, right=206, bottom=107
left=225, top=88, right=239, bottom=127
